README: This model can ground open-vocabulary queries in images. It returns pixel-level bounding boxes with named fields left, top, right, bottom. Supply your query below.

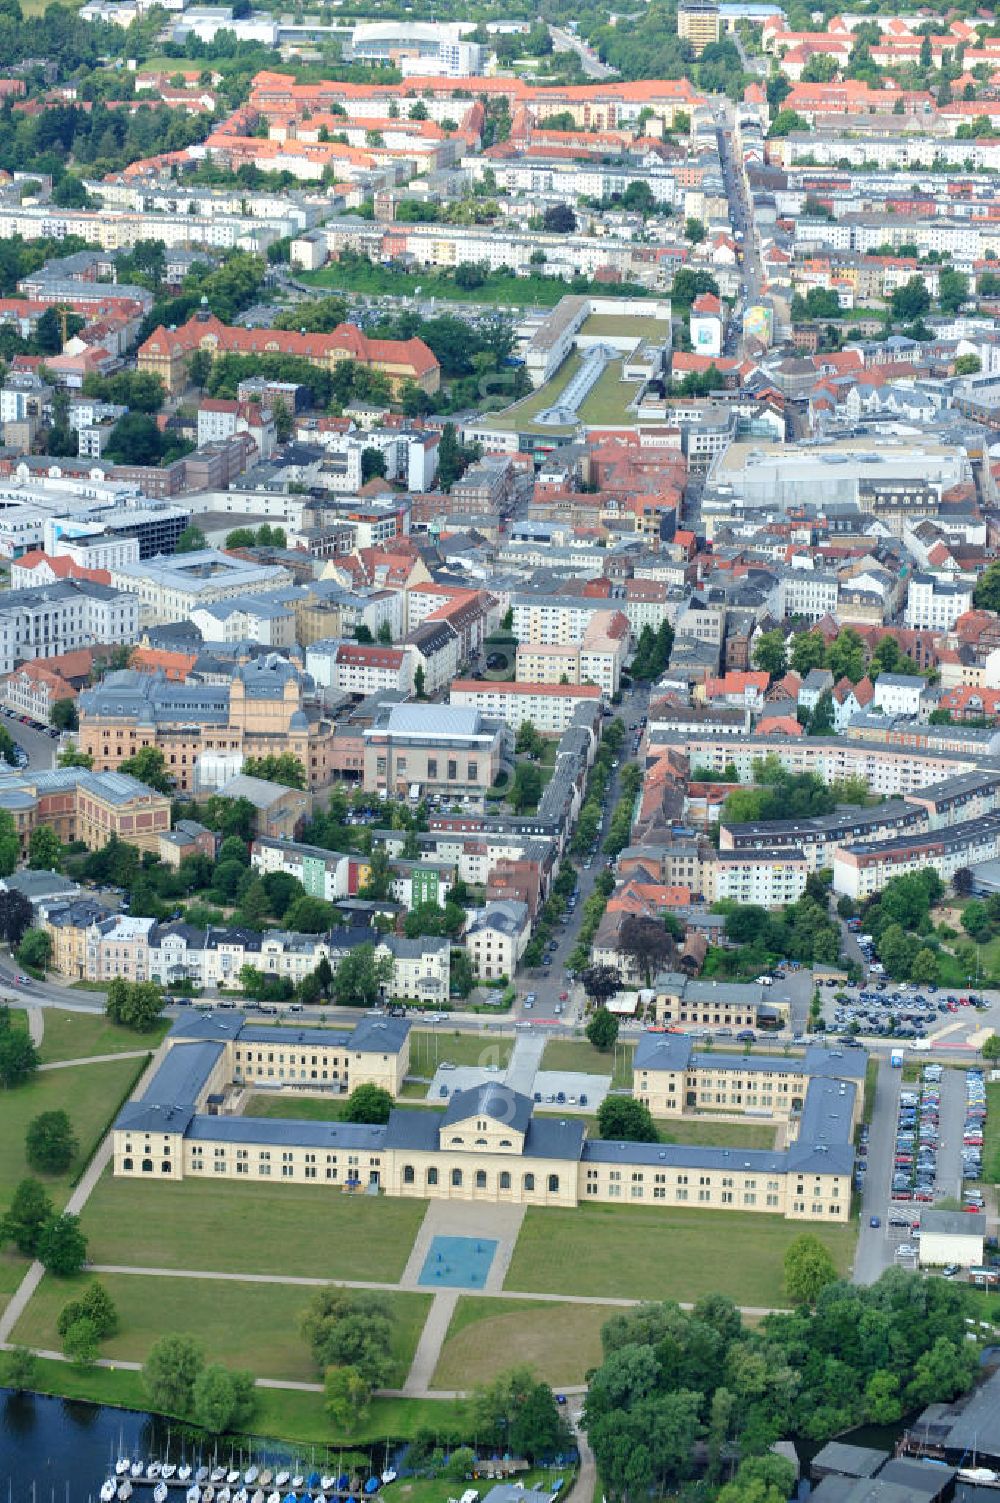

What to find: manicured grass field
left=410, top=1029, right=512, bottom=1074
left=301, top=262, right=586, bottom=311
left=245, top=1092, right=347, bottom=1121
left=79, top=1173, right=426, bottom=1282
left=15, top=1273, right=430, bottom=1386
left=540, top=1038, right=634, bottom=1085
left=0, top=1056, right=145, bottom=1212
left=505, top=1204, right=856, bottom=1307
left=33, top=1008, right=168, bottom=1064
left=433, top=1296, right=615, bottom=1389
left=534, top=1111, right=776, bottom=1149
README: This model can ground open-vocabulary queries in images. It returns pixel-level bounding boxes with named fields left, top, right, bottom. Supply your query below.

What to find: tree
left=192, top=1363, right=256, bottom=1434
left=471, top=1367, right=571, bottom=1460
left=2, top=1346, right=37, bottom=1392
left=580, top=964, right=621, bottom=1006
left=144, top=1334, right=204, bottom=1417
left=981, top=1034, right=1000, bottom=1061
left=769, top=107, right=808, bottom=136
left=342, top=1083, right=393, bottom=1124
left=963, top=900, right=991, bottom=942
left=597, top=1096, right=657, bottom=1143
left=119, top=746, right=172, bottom=793
left=241, top=753, right=306, bottom=789
left=332, top=944, right=394, bottom=1008
left=28, top=823, right=62, bottom=871
left=57, top=1282, right=118, bottom=1340
left=0, top=889, right=32, bottom=948
left=105, top=412, right=168, bottom=467
left=619, top=915, right=675, bottom=986
left=175, top=525, right=207, bottom=554
left=51, top=698, right=78, bottom=732
left=752, top=629, right=787, bottom=679
left=324, top=1364, right=371, bottom=1430
left=684, top=216, right=706, bottom=243
left=543, top=203, right=576, bottom=234
left=939, top=269, right=968, bottom=314
left=784, top=1233, right=837, bottom=1304
left=891, top=276, right=931, bottom=322
left=301, top=1291, right=394, bottom=1387
left=377, top=620, right=393, bottom=646
left=58, top=747, right=93, bottom=770
left=284, top=895, right=335, bottom=933
left=509, top=761, right=542, bottom=813
left=910, top=948, right=938, bottom=985
left=361, top=446, right=387, bottom=482
left=104, top=978, right=166, bottom=1033
left=0, top=1009, right=39, bottom=1086
left=38, top=1212, right=88, bottom=1276
left=1, top=1177, right=53, bottom=1256
left=0, top=807, right=20, bottom=876
left=26, top=1109, right=77, bottom=1174
left=791, top=630, right=827, bottom=675
left=586, top=1007, right=619, bottom=1051
left=62, top=1314, right=99, bottom=1367
left=413, top=665, right=426, bottom=699
left=955, top=353, right=981, bottom=376
left=16, top=928, right=51, bottom=973
left=975, top=560, right=1000, bottom=613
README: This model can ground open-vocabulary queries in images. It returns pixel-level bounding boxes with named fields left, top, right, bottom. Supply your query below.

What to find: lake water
left=0, top=1392, right=347, bottom=1503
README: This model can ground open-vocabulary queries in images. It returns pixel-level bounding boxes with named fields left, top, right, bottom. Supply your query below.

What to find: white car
left=755, top=975, right=773, bottom=986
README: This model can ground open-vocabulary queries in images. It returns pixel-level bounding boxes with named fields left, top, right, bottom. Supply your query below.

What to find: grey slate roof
left=116, top=1040, right=224, bottom=1134
left=442, top=1082, right=533, bottom=1135
left=187, top=1115, right=386, bottom=1150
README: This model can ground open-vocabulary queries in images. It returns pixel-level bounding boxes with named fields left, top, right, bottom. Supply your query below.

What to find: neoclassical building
left=113, top=1014, right=859, bottom=1222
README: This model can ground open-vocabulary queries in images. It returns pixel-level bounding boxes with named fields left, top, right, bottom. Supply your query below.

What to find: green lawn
left=410, top=1029, right=512, bottom=1074
left=79, top=1172, right=426, bottom=1282
left=481, top=352, right=582, bottom=435
left=535, top=1111, right=776, bottom=1149
left=15, top=1272, right=429, bottom=1386
left=0, top=1056, right=146, bottom=1214
left=32, top=1008, right=168, bottom=1064
left=245, top=1092, right=347, bottom=1121
left=433, top=1296, right=615, bottom=1389
left=541, top=1038, right=634, bottom=1085
left=505, top=1204, right=856, bottom=1307
left=578, top=359, right=642, bottom=426
left=25, top=1356, right=460, bottom=1445
left=581, top=313, right=670, bottom=341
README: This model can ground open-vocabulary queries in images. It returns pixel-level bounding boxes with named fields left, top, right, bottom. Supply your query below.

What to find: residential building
left=464, top=899, right=530, bottom=979
left=450, top=680, right=602, bottom=735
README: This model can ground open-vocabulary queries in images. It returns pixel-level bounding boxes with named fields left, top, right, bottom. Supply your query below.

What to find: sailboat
left=101, top=1481, right=116, bottom=1501
left=154, top=1484, right=169, bottom=1503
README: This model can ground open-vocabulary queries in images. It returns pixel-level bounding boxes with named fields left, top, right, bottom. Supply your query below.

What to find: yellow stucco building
left=113, top=1014, right=858, bottom=1223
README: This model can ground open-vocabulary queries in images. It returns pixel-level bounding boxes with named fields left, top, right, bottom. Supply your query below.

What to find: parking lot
left=859, top=1060, right=989, bottom=1284
left=825, top=975, right=988, bottom=1043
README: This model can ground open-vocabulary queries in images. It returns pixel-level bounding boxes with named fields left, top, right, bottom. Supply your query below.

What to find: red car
left=559, top=991, right=569, bottom=1001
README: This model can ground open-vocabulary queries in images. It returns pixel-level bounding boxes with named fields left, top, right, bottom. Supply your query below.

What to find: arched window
left=500, top=1171, right=511, bottom=1190
left=476, top=1169, right=487, bottom=1189
left=450, top=1136, right=464, bottom=1145
left=161, top=1160, right=172, bottom=1174
left=122, top=1157, right=133, bottom=1172
left=475, top=1137, right=488, bottom=1146
left=141, top=1158, right=153, bottom=1173
left=451, top=1168, right=463, bottom=1187
left=403, top=1165, right=415, bottom=1185
left=427, top=1167, right=438, bottom=1186
left=499, top=1139, right=512, bottom=1147
left=523, top=1173, right=535, bottom=1192
left=548, top=1174, right=560, bottom=1193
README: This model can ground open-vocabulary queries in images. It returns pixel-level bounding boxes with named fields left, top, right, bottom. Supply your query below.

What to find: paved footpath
left=39, top=1050, right=149, bottom=1072
left=26, top=1005, right=43, bottom=1047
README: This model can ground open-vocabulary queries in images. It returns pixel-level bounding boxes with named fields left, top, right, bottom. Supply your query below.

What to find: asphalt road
left=548, top=24, right=614, bottom=78
left=5, top=716, right=57, bottom=771
left=935, top=1065, right=967, bottom=1204
left=854, top=1054, right=902, bottom=1285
